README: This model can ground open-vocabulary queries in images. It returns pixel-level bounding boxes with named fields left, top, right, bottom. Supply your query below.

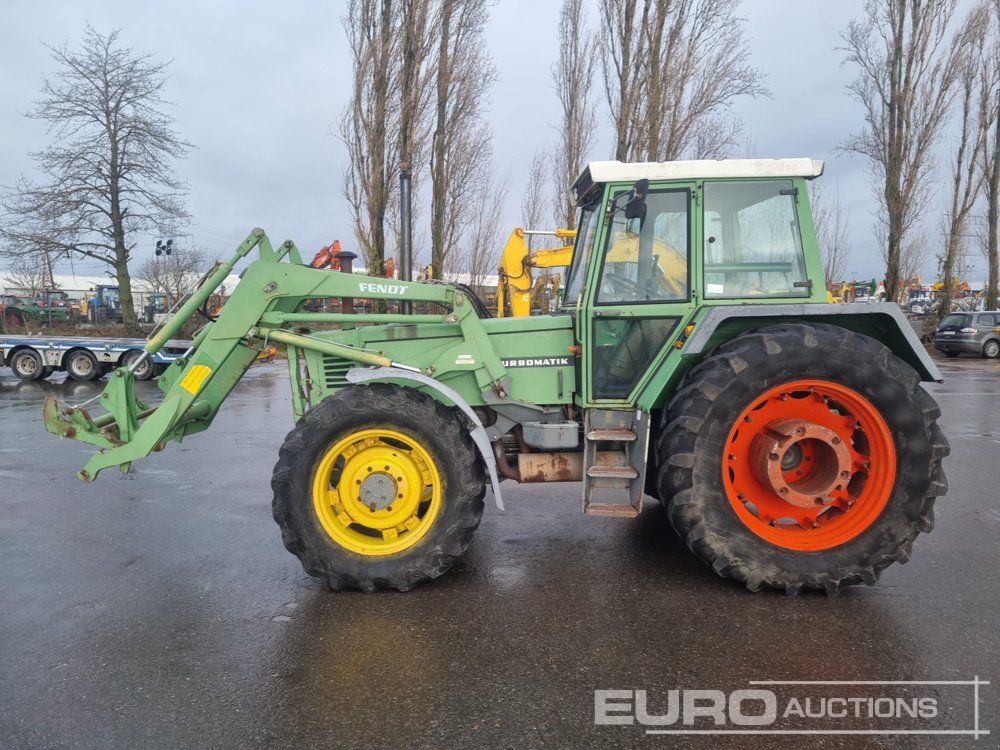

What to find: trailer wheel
left=10, top=349, right=44, bottom=381
left=272, top=383, right=485, bottom=591
left=656, top=323, right=948, bottom=595
left=122, top=350, right=155, bottom=380
left=65, top=349, right=101, bottom=381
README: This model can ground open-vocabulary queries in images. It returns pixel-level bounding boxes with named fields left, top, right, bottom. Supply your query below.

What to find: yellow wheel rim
left=312, top=428, right=442, bottom=556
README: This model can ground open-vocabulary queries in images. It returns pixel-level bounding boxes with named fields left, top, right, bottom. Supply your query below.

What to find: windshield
left=561, top=199, right=601, bottom=307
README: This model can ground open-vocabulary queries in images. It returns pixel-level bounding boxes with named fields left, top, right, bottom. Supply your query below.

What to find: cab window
left=596, top=188, right=689, bottom=305
left=562, top=200, right=601, bottom=307
left=703, top=180, right=809, bottom=299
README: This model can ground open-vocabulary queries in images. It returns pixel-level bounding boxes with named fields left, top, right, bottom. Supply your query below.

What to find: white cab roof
left=585, top=158, right=825, bottom=183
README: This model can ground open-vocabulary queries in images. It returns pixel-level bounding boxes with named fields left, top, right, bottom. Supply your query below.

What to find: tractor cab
left=562, top=159, right=826, bottom=403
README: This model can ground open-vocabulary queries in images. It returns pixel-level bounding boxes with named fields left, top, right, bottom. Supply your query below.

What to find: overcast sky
left=0, top=1, right=985, bottom=282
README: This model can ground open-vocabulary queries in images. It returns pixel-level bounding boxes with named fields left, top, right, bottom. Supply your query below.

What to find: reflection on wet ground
left=0, top=357, right=997, bottom=749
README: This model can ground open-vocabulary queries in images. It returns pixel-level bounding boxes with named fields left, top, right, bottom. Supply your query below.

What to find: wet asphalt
left=0, top=355, right=997, bottom=750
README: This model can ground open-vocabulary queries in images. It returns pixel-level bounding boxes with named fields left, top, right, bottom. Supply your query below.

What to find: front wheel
left=657, top=323, right=948, bottom=594
left=271, top=383, right=485, bottom=591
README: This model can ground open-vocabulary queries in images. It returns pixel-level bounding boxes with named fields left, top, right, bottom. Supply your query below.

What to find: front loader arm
left=44, top=229, right=508, bottom=481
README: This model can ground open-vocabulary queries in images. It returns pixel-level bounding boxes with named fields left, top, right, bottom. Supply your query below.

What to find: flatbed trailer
left=0, top=335, right=190, bottom=382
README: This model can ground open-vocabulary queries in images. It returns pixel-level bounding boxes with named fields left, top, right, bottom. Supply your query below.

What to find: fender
left=346, top=366, right=505, bottom=511
left=685, top=302, right=943, bottom=382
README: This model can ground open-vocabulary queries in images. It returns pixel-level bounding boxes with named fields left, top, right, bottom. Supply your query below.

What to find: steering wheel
left=600, top=270, right=645, bottom=301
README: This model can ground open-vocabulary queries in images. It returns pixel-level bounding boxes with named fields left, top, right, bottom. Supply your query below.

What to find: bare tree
left=0, top=25, right=190, bottom=330
left=982, top=0, right=1000, bottom=310
left=393, top=0, right=436, bottom=278
left=940, top=3, right=994, bottom=307
left=521, top=149, right=551, bottom=248
left=340, top=0, right=398, bottom=274
left=552, top=0, right=597, bottom=228
left=429, top=0, right=496, bottom=278
left=598, top=0, right=766, bottom=162
left=810, top=184, right=852, bottom=285
left=841, top=0, right=964, bottom=302
left=462, top=168, right=508, bottom=290
left=2, top=257, right=49, bottom=297
left=599, top=0, right=645, bottom=161
left=900, top=232, right=933, bottom=291
left=134, top=247, right=208, bottom=301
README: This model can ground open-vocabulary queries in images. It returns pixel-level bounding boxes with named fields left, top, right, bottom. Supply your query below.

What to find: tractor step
left=583, top=503, right=641, bottom=518
left=586, top=465, right=639, bottom=479
left=586, top=428, right=637, bottom=442
left=582, top=409, right=649, bottom=518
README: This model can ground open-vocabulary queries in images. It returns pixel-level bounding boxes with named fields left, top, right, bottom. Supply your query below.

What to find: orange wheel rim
left=723, top=379, right=896, bottom=551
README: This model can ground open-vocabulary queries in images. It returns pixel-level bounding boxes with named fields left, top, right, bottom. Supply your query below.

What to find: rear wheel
left=271, top=383, right=485, bottom=591
left=983, top=340, right=999, bottom=359
left=657, top=323, right=948, bottom=594
left=122, top=350, right=155, bottom=380
left=10, top=349, right=44, bottom=381
left=65, top=350, right=101, bottom=381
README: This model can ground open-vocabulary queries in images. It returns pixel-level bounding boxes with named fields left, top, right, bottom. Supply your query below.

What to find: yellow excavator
left=496, top=227, right=576, bottom=317
left=496, top=226, right=688, bottom=317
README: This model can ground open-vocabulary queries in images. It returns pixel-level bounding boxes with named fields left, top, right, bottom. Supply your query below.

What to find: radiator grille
left=322, top=356, right=354, bottom=389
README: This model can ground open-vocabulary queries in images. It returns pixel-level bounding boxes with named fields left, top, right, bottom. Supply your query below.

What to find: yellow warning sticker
left=180, top=364, right=213, bottom=395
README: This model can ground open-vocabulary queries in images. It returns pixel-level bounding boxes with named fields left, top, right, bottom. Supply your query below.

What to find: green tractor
left=1, top=293, right=43, bottom=331
left=44, top=158, right=947, bottom=594
left=34, top=288, right=80, bottom=323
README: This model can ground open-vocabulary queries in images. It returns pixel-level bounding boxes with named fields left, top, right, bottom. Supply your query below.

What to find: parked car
left=934, top=311, right=1000, bottom=358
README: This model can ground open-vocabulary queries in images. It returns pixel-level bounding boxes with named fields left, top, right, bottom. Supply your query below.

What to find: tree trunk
left=988, top=96, right=1000, bottom=312
left=115, top=250, right=138, bottom=331
left=885, top=207, right=903, bottom=302
left=941, top=234, right=958, bottom=310
left=430, top=0, right=453, bottom=279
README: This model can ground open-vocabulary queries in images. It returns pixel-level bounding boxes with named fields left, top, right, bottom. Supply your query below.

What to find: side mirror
left=624, top=178, right=648, bottom=221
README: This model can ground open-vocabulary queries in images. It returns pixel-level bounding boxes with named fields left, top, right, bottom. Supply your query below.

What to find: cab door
left=580, top=183, right=698, bottom=406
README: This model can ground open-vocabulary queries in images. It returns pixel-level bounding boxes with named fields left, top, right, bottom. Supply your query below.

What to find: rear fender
left=684, top=303, right=942, bottom=382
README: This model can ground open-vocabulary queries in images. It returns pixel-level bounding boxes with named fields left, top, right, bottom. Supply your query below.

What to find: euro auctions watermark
left=595, top=678, right=990, bottom=738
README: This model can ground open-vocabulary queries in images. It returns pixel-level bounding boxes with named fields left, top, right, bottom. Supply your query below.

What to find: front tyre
left=271, top=383, right=485, bottom=591
left=657, top=323, right=948, bottom=595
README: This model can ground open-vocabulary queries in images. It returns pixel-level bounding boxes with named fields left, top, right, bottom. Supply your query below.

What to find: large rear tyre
left=272, top=383, right=486, bottom=591
left=657, top=323, right=948, bottom=595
